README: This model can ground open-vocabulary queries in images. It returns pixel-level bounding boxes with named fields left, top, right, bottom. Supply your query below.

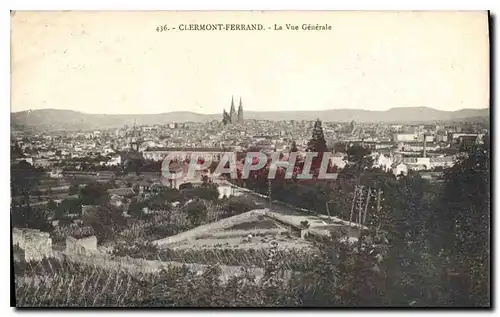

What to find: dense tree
left=346, top=145, right=373, bottom=171
left=123, top=155, right=144, bottom=176
left=11, top=205, right=53, bottom=232
left=145, top=194, right=169, bottom=211
left=222, top=109, right=231, bottom=125
left=83, top=204, right=127, bottom=243
left=288, top=228, right=388, bottom=307
left=46, top=199, right=57, bottom=211
left=238, top=140, right=490, bottom=307
left=68, top=184, right=79, bottom=195
left=161, top=188, right=183, bottom=203
left=184, top=185, right=219, bottom=202
left=378, top=174, right=440, bottom=306
left=128, top=198, right=147, bottom=218
left=427, top=142, right=490, bottom=306
left=11, top=143, right=24, bottom=159
left=184, top=199, right=207, bottom=227
left=79, top=182, right=108, bottom=205
left=306, top=119, right=328, bottom=154
left=337, top=145, right=374, bottom=192
left=54, top=198, right=82, bottom=220
left=219, top=196, right=258, bottom=218
left=11, top=161, right=45, bottom=199
left=139, top=160, right=162, bottom=173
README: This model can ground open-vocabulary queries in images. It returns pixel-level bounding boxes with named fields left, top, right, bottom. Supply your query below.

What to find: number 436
left=156, top=25, right=168, bottom=32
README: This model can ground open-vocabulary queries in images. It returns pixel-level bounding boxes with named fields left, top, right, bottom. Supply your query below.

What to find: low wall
left=66, top=236, right=98, bottom=255
left=198, top=227, right=286, bottom=240
left=12, top=228, right=53, bottom=262
left=59, top=252, right=275, bottom=284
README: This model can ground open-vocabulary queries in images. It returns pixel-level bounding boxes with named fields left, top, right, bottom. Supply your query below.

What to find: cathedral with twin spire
left=222, top=96, right=244, bottom=125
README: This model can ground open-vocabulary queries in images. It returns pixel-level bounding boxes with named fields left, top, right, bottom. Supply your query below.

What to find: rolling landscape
left=11, top=107, right=490, bottom=131
left=11, top=10, right=491, bottom=308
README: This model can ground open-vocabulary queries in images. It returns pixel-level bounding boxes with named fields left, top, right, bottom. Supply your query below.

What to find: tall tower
left=130, top=119, right=140, bottom=152
left=423, top=133, right=428, bottom=158
left=229, top=96, right=237, bottom=124
left=238, top=97, right=244, bottom=123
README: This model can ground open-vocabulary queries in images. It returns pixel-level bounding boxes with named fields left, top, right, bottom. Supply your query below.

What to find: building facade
left=143, top=147, right=226, bottom=161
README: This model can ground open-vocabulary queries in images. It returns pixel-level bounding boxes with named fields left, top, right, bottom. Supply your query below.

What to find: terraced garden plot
left=223, top=218, right=280, bottom=230
left=171, top=232, right=311, bottom=251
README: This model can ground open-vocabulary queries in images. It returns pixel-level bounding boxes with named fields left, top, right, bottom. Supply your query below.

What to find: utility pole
left=362, top=187, right=372, bottom=225
left=357, top=185, right=365, bottom=225
left=349, top=186, right=357, bottom=224
left=376, top=188, right=383, bottom=229
left=268, top=179, right=272, bottom=209
left=325, top=200, right=332, bottom=218
left=423, top=133, right=427, bottom=158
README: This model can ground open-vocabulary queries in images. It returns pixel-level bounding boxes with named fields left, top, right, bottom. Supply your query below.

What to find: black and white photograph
left=10, top=10, right=491, bottom=308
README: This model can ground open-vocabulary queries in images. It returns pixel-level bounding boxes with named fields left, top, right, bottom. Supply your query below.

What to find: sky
left=11, top=11, right=489, bottom=114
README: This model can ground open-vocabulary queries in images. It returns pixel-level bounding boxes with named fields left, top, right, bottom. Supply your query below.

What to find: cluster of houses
left=143, top=146, right=456, bottom=178
left=327, top=150, right=456, bottom=177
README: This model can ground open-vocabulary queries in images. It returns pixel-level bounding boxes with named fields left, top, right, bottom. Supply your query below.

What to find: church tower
left=229, top=96, right=237, bottom=124
left=238, top=97, right=244, bottom=123
left=130, top=118, right=139, bottom=152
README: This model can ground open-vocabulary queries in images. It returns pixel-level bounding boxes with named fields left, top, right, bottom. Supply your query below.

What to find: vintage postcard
left=10, top=11, right=490, bottom=308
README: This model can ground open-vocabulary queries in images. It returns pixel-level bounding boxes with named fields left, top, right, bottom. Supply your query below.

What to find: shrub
left=11, top=205, right=54, bottom=233
left=68, top=184, right=79, bottom=195
left=79, top=182, right=108, bottom=205
left=183, top=186, right=219, bottom=202
left=83, top=204, right=126, bottom=243
left=144, top=223, right=191, bottom=241
left=184, top=199, right=207, bottom=227
left=112, top=241, right=160, bottom=259
left=51, top=224, right=95, bottom=244
left=54, top=198, right=82, bottom=220
left=128, top=199, right=147, bottom=218
left=219, top=196, right=257, bottom=218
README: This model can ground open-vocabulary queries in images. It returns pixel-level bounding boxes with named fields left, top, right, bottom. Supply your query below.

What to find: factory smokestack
left=423, top=135, right=427, bottom=158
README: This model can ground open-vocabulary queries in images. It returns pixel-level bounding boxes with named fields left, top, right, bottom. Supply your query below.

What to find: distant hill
left=10, top=107, right=489, bottom=131
left=244, top=107, right=489, bottom=123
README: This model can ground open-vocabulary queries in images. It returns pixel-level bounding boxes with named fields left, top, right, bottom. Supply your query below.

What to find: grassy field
left=13, top=229, right=391, bottom=308
left=14, top=256, right=304, bottom=307
left=112, top=242, right=317, bottom=270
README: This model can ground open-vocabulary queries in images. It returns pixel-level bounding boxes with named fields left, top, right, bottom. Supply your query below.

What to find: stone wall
left=12, top=228, right=53, bottom=262
left=65, top=236, right=98, bottom=255
left=62, top=252, right=271, bottom=283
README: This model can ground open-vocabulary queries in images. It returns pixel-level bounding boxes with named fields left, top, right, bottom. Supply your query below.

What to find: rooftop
left=145, top=147, right=226, bottom=152
left=107, top=187, right=136, bottom=197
